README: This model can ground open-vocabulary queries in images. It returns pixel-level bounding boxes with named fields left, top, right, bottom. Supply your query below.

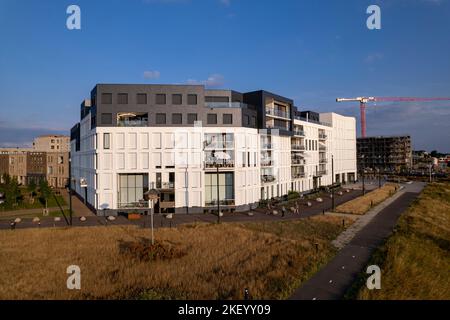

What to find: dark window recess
left=91, top=116, right=97, bottom=128
left=101, top=93, right=112, bottom=104
left=251, top=116, right=257, bottom=127
left=207, top=114, right=217, bottom=125
left=156, top=113, right=166, bottom=124
left=137, top=93, right=147, bottom=104
left=187, top=94, right=197, bottom=105
left=187, top=113, right=198, bottom=124
left=117, top=93, right=128, bottom=104
left=223, top=114, right=233, bottom=125
left=172, top=113, right=182, bottom=124
left=205, top=96, right=230, bottom=103
left=172, top=94, right=182, bottom=105
left=156, top=94, right=166, bottom=105
left=101, top=113, right=113, bottom=125
left=244, top=115, right=250, bottom=125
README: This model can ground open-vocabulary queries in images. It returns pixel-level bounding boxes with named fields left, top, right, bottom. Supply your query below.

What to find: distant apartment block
left=357, top=135, right=412, bottom=173
left=70, top=84, right=357, bottom=215
left=0, top=135, right=70, bottom=188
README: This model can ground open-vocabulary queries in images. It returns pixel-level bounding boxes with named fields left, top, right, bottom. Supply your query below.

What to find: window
left=103, top=133, right=110, bottom=149
left=137, top=93, right=147, bottom=104
left=156, top=113, right=166, bottom=124
left=207, top=113, right=217, bottom=124
left=101, top=113, right=112, bottom=125
left=172, top=94, right=182, bottom=105
left=58, top=156, right=64, bottom=164
left=118, top=93, right=128, bottom=104
left=156, top=94, right=166, bottom=105
left=118, top=174, right=149, bottom=208
left=187, top=113, right=197, bottom=124
left=172, top=113, right=182, bottom=124
left=101, top=93, right=112, bottom=104
left=205, top=172, right=234, bottom=206
left=223, top=114, right=233, bottom=125
left=187, top=94, right=197, bottom=105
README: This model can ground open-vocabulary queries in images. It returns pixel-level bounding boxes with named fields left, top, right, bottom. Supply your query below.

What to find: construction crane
left=336, top=96, right=450, bottom=137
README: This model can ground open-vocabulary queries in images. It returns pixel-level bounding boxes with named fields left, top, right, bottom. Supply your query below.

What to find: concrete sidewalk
left=290, top=182, right=425, bottom=300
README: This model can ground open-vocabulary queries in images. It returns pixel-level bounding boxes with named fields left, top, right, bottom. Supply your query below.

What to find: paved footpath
left=290, top=182, right=425, bottom=300
left=0, top=184, right=378, bottom=230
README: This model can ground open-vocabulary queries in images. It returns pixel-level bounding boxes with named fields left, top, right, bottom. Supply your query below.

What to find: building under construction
left=357, top=135, right=412, bottom=173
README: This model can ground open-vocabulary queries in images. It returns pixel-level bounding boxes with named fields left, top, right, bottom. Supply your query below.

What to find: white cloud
left=187, top=73, right=225, bottom=88
left=364, top=53, right=384, bottom=64
left=143, top=70, right=161, bottom=79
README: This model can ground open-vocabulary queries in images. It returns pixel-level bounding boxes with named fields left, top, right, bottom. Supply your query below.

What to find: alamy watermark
left=367, top=5, right=381, bottom=30
left=66, top=5, right=81, bottom=30
left=366, top=265, right=381, bottom=290
left=67, top=265, right=81, bottom=290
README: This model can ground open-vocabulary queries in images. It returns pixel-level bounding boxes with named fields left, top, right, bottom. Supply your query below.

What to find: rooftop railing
left=205, top=102, right=249, bottom=109
left=266, top=108, right=290, bottom=119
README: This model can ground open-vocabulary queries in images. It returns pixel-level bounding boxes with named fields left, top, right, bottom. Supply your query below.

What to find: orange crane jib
left=335, top=96, right=450, bottom=137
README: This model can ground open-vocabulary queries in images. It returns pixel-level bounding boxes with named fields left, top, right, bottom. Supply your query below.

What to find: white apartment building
left=70, top=85, right=356, bottom=215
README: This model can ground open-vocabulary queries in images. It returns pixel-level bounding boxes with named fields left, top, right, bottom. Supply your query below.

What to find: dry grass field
left=335, top=183, right=399, bottom=215
left=357, top=182, right=450, bottom=300
left=0, top=215, right=352, bottom=300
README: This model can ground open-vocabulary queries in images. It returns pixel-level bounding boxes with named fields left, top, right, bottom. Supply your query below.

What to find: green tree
left=39, top=179, right=52, bottom=210
left=27, top=180, right=37, bottom=203
left=5, top=177, right=21, bottom=207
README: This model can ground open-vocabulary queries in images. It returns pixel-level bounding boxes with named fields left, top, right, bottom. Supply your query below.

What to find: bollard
left=244, top=288, right=250, bottom=300
left=10, top=222, right=15, bottom=230
left=38, top=222, right=41, bottom=228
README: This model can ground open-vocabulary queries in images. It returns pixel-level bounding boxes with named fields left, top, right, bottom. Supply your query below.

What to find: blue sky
left=0, top=0, right=449, bottom=151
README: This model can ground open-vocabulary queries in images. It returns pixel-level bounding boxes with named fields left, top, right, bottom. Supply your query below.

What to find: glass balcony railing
left=319, top=145, right=327, bottom=151
left=205, top=199, right=236, bottom=206
left=291, top=159, right=305, bottom=165
left=291, top=172, right=306, bottom=179
left=205, top=102, right=249, bottom=109
left=266, top=108, right=290, bottom=119
left=291, top=144, right=306, bottom=151
left=205, top=160, right=235, bottom=168
left=118, top=200, right=149, bottom=209
left=317, top=170, right=328, bottom=176
left=261, top=175, right=276, bottom=183
left=293, top=130, right=305, bottom=136
left=161, top=182, right=175, bottom=189
left=261, top=143, right=273, bottom=149
left=261, top=160, right=274, bottom=167
left=319, top=158, right=328, bottom=163
left=117, top=119, right=148, bottom=127
left=319, top=133, right=327, bottom=139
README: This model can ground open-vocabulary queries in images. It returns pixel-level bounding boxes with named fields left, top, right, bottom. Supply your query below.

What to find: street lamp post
left=360, top=155, right=366, bottom=195
left=68, top=155, right=73, bottom=226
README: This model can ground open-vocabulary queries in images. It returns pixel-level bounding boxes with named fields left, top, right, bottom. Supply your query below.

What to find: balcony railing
left=161, top=182, right=175, bottom=189
left=117, top=119, right=148, bottom=127
left=205, top=199, right=235, bottom=206
left=118, top=200, right=149, bottom=209
left=316, top=170, right=328, bottom=176
left=261, top=158, right=274, bottom=166
left=319, top=133, right=327, bottom=139
left=266, top=125, right=289, bottom=131
left=205, top=160, right=235, bottom=168
left=291, top=144, right=306, bottom=151
left=266, top=108, right=290, bottom=119
left=261, top=175, right=276, bottom=183
left=205, top=102, right=249, bottom=109
left=291, top=172, right=306, bottom=179
left=319, top=158, right=328, bottom=163
left=319, top=145, right=327, bottom=151
left=261, top=143, right=273, bottom=149
left=293, top=130, right=305, bottom=136
left=291, top=159, right=305, bottom=165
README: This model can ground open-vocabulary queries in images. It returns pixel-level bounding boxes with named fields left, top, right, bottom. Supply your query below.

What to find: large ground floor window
left=118, top=173, right=148, bottom=208
left=205, top=172, right=234, bottom=206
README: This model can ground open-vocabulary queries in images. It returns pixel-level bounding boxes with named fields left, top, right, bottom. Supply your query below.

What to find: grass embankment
left=335, top=183, right=399, bottom=215
left=0, top=187, right=66, bottom=212
left=0, top=209, right=67, bottom=221
left=0, top=215, right=352, bottom=300
left=354, top=182, right=450, bottom=300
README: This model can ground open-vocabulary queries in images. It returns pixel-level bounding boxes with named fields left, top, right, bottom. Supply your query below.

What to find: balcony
left=117, top=113, right=148, bottom=127
left=261, top=175, right=276, bottom=183
left=291, top=159, right=305, bottom=166
left=261, top=143, right=273, bottom=149
left=161, top=182, right=175, bottom=189
left=319, top=145, right=327, bottom=151
left=205, top=199, right=235, bottom=206
left=205, top=102, right=249, bottom=109
left=205, top=160, right=235, bottom=168
left=319, top=133, right=327, bottom=140
left=261, top=160, right=274, bottom=167
left=293, top=130, right=305, bottom=137
left=291, top=172, right=306, bottom=179
left=319, top=158, right=328, bottom=164
left=266, top=108, right=290, bottom=119
left=266, top=125, right=289, bottom=131
left=316, top=170, right=327, bottom=176
left=291, top=144, right=306, bottom=151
